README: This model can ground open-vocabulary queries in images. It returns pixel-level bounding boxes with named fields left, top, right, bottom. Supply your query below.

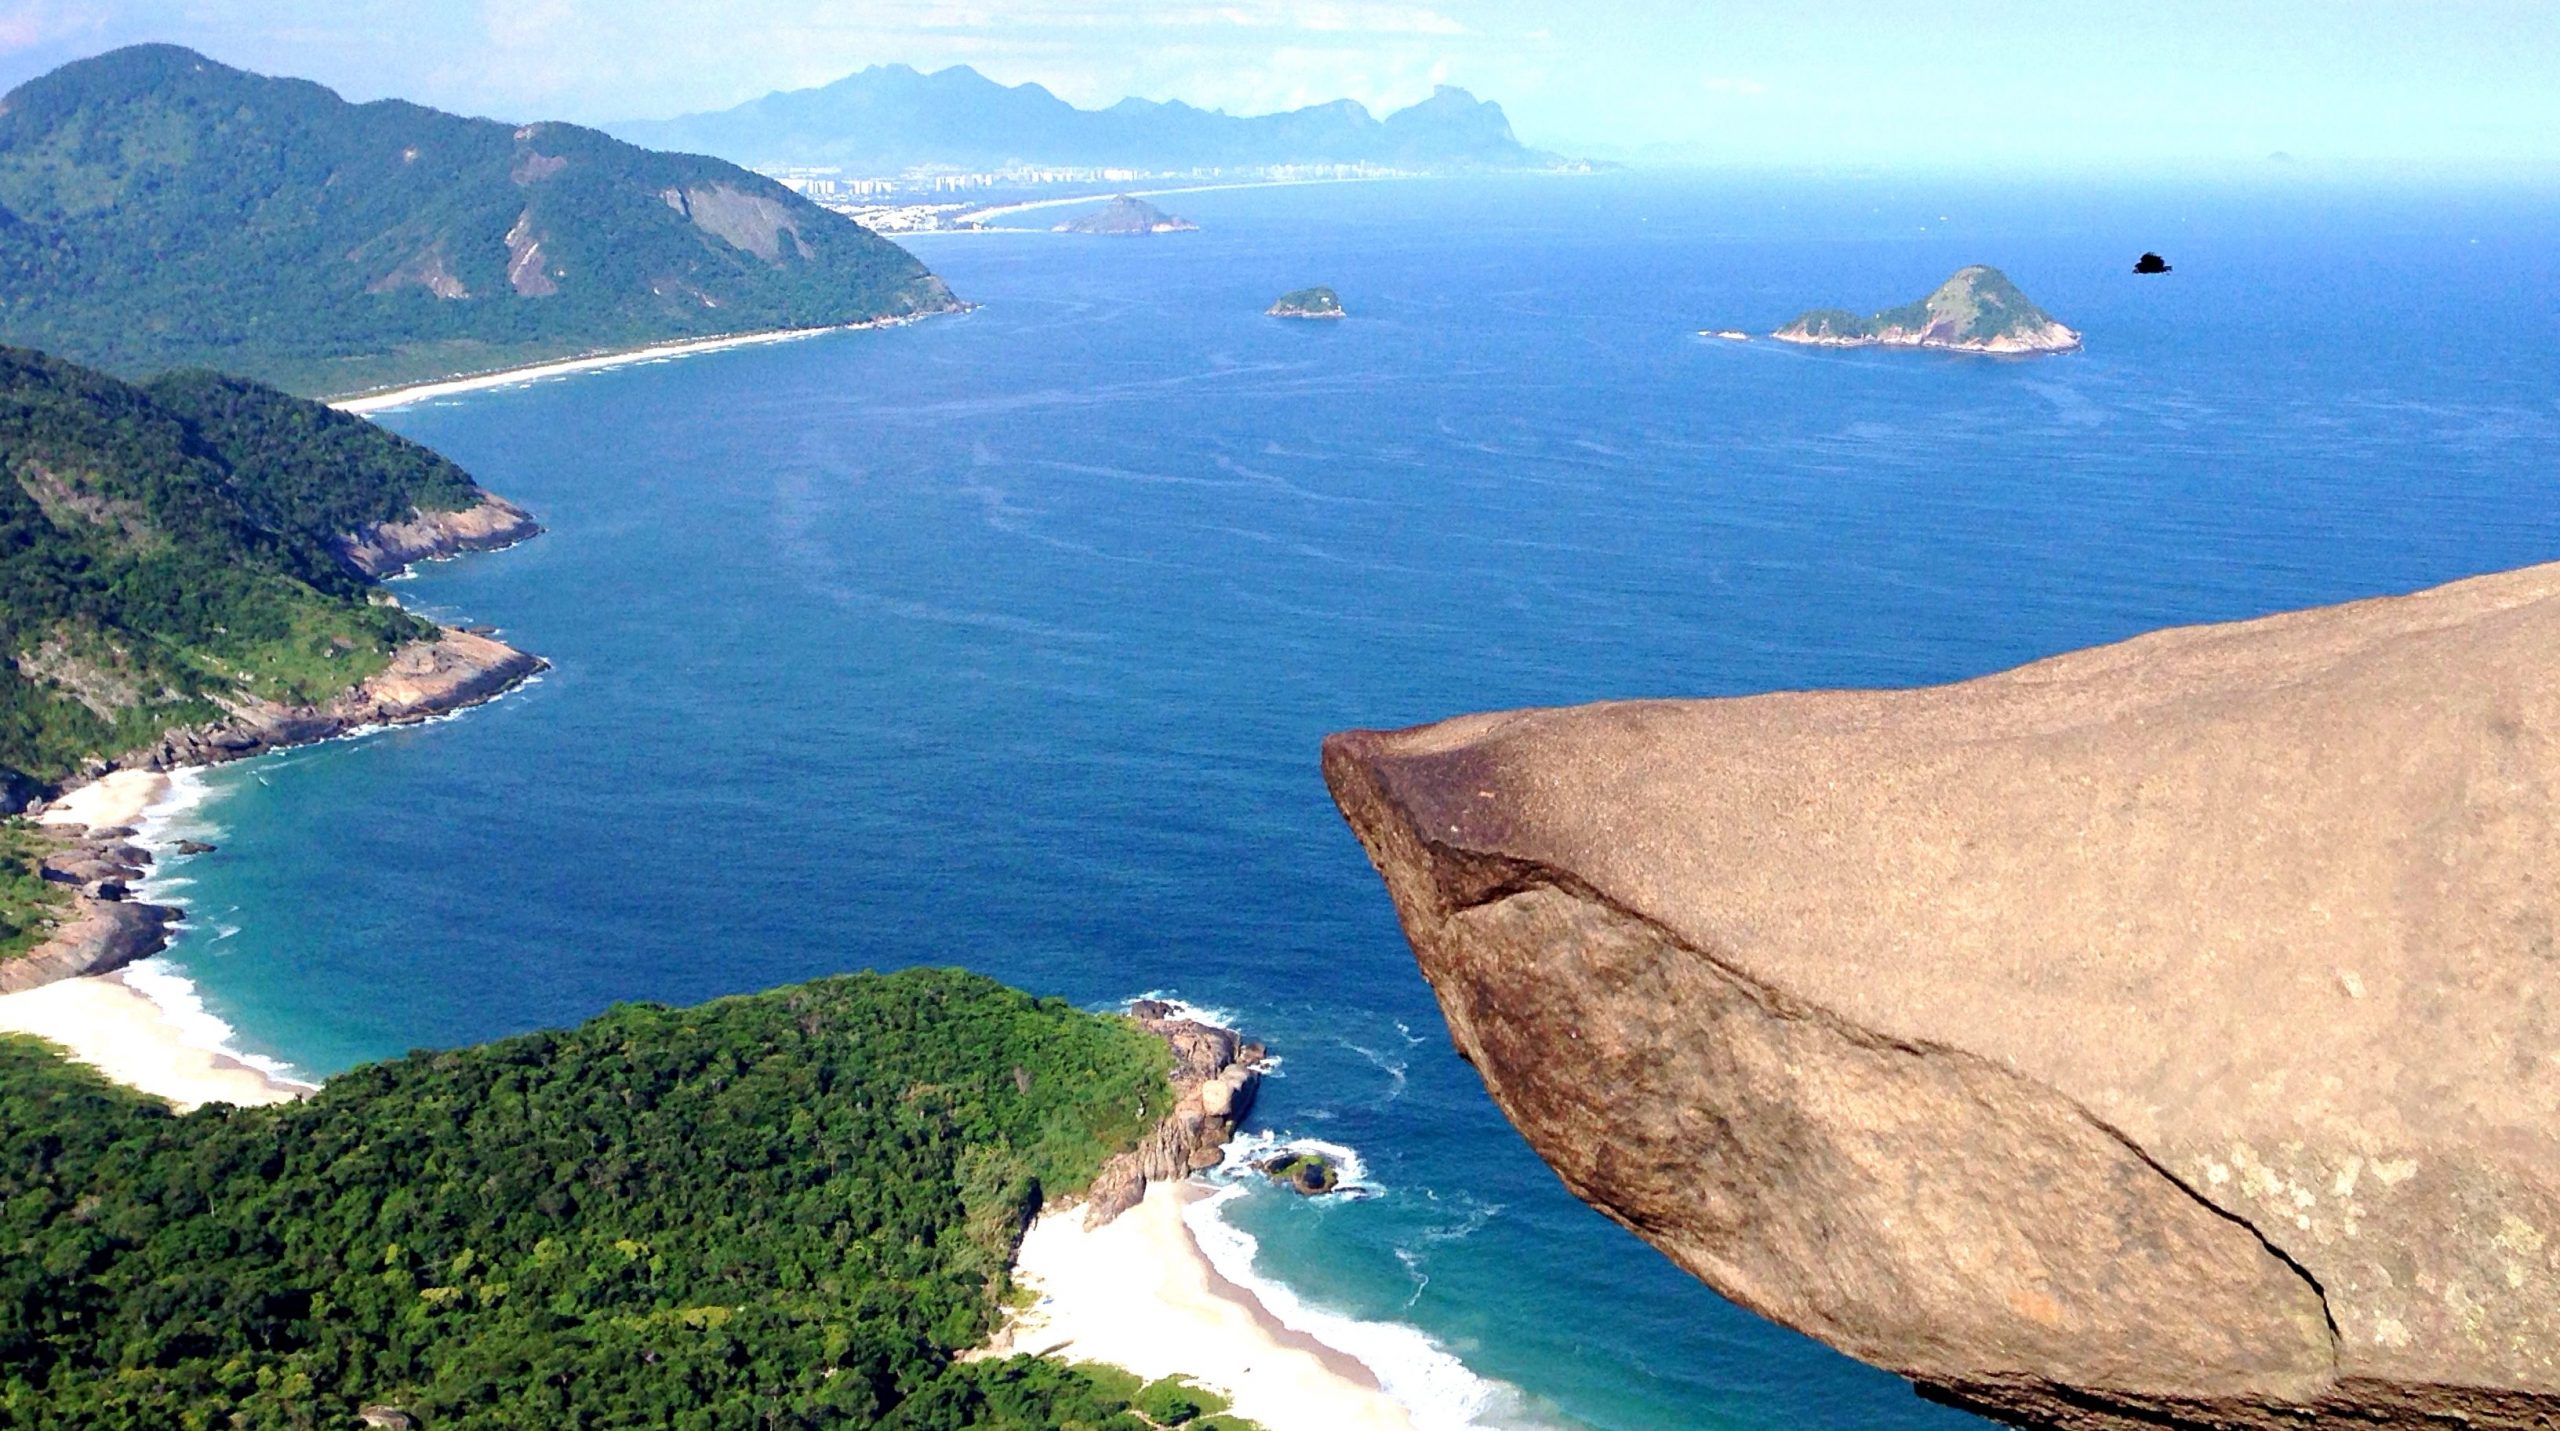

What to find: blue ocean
left=137, top=172, right=2560, bottom=1430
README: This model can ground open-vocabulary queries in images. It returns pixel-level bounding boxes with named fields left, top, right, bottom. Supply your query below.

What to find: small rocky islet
left=1266, top=286, right=1345, bottom=320
left=1770, top=264, right=2081, bottom=354
left=1251, top=1147, right=1344, bottom=1195
left=1052, top=195, right=1198, bottom=235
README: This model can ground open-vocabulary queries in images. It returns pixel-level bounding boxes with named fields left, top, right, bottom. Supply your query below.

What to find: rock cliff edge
left=1324, top=563, right=2560, bottom=1431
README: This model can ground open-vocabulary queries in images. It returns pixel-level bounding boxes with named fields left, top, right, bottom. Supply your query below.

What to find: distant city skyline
left=2, top=1, right=2555, bottom=169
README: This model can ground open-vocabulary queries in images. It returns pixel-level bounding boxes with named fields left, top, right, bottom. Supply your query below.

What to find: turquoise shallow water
left=141, top=172, right=2560, bottom=1429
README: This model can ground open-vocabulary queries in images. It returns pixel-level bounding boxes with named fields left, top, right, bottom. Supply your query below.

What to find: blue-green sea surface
left=137, top=172, right=2560, bottom=1430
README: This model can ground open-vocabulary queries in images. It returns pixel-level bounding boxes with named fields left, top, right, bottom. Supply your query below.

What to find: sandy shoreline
left=952, top=174, right=1420, bottom=227
left=0, top=969, right=304, bottom=1110
left=6, top=769, right=310, bottom=1110
left=37, top=766, right=172, bottom=831
left=1000, top=1181, right=1418, bottom=1431
left=329, top=311, right=954, bottom=415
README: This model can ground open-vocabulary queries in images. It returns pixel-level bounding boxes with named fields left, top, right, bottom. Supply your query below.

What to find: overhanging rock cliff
left=1324, top=563, right=2560, bottom=1431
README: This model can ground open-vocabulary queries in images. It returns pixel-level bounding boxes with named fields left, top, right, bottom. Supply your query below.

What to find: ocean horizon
left=126, top=169, right=2560, bottom=1430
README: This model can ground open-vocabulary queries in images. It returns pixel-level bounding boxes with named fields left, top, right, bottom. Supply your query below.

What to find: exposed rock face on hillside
left=334, top=494, right=543, bottom=578
left=137, top=629, right=544, bottom=772
left=1324, top=563, right=2560, bottom=1431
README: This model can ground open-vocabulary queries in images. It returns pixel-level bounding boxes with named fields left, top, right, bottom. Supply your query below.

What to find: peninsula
left=0, top=968, right=1275, bottom=1429
left=0, top=346, right=543, bottom=995
left=0, top=46, right=964, bottom=396
left=1324, top=562, right=2560, bottom=1431
left=1055, top=195, right=1199, bottom=235
left=1267, top=287, right=1346, bottom=320
left=1771, top=265, right=2081, bottom=354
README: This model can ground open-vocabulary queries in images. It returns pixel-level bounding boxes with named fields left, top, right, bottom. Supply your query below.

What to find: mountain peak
left=0, top=47, right=961, bottom=393
left=1772, top=265, right=2081, bottom=354
left=610, top=66, right=1549, bottom=172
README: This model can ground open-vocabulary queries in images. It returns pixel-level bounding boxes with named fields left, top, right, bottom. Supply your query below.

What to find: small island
left=1771, top=265, right=2081, bottom=355
left=1053, top=195, right=1199, bottom=236
left=1253, top=1147, right=1344, bottom=1195
left=1266, top=286, right=1345, bottom=320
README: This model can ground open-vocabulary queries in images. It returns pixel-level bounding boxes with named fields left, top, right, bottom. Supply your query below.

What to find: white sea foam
left=118, top=959, right=314, bottom=1090
left=1344, top=1038, right=1411, bottom=1102
left=1123, top=989, right=1244, bottom=1034
left=116, top=767, right=314, bottom=1091
left=1183, top=1183, right=1549, bottom=1431
left=1213, top=1129, right=1381, bottom=1196
left=1111, top=993, right=1549, bottom=1425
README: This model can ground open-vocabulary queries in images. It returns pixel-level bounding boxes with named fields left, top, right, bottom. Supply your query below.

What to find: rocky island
left=1267, top=287, right=1346, bottom=320
left=1054, top=195, right=1199, bottom=235
left=1325, top=562, right=2560, bottom=1431
left=1772, top=264, right=2081, bottom=354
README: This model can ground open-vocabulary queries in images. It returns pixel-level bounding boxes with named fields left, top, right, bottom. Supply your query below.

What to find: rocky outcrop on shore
left=0, top=627, right=538, bottom=996
left=1323, top=563, right=2560, bottom=1431
left=0, top=823, right=180, bottom=993
left=333, top=494, right=543, bottom=578
left=133, top=628, right=544, bottom=772
left=1082, top=1000, right=1263, bottom=1227
left=0, top=898, right=180, bottom=993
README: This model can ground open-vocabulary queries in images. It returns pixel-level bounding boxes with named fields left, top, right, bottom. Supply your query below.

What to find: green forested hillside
left=0, top=969, right=1214, bottom=1430
left=0, top=45, right=959, bottom=396
left=144, top=369, right=483, bottom=582
left=0, top=347, right=496, bottom=783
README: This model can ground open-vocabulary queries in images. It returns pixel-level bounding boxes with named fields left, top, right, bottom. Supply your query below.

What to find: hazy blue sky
left=2, top=1, right=2554, bottom=167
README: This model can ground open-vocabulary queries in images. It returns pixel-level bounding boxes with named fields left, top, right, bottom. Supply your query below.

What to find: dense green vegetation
left=0, top=819, right=70, bottom=957
left=1870, top=266, right=2056, bottom=343
left=146, top=370, right=483, bottom=564
left=0, top=968, right=1245, bottom=1428
left=0, top=346, right=495, bottom=784
left=1775, top=307, right=1867, bottom=340
left=1078, top=1366, right=1251, bottom=1430
left=0, top=45, right=958, bottom=396
left=1267, top=288, right=1343, bottom=318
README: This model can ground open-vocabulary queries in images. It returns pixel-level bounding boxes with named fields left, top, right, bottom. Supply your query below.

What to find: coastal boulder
left=1083, top=1003, right=1264, bottom=1225
left=0, top=896, right=180, bottom=992
left=1324, top=563, right=2560, bottom=1431
left=332, top=492, right=543, bottom=579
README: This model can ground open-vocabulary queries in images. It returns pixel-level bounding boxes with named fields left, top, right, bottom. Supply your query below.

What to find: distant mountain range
left=612, top=65, right=1558, bottom=173
left=0, top=46, right=959, bottom=396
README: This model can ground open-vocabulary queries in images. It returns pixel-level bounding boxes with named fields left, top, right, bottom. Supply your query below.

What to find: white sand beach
left=12, top=768, right=308, bottom=1111
left=0, top=971, right=302, bottom=1110
left=330, top=305, right=973, bottom=415
left=953, top=174, right=1413, bottom=227
left=38, top=766, right=171, bottom=830
left=328, top=327, right=846, bottom=414
left=1001, top=1181, right=1419, bottom=1431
